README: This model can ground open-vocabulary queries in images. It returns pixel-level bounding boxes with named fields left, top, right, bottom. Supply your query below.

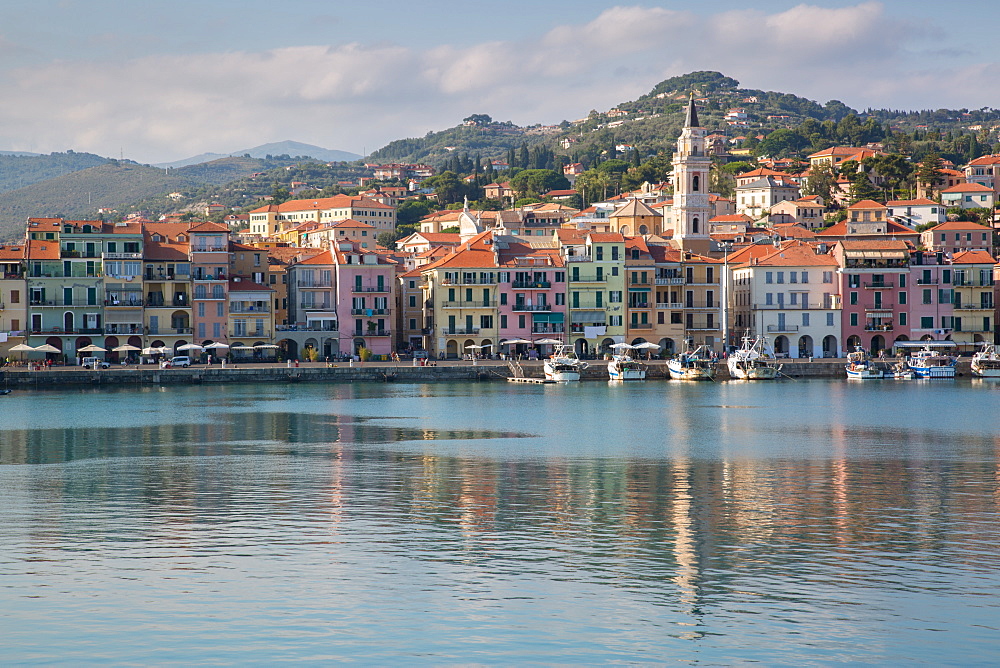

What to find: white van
left=170, top=356, right=192, bottom=368
left=82, top=357, right=110, bottom=369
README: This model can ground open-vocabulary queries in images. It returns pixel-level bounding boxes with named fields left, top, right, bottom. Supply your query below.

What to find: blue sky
left=1, top=1, right=998, bottom=163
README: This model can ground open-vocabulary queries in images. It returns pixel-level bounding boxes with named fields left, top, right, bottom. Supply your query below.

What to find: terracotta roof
left=816, top=219, right=916, bottom=237
left=588, top=233, right=625, bottom=243
left=248, top=195, right=393, bottom=214
left=847, top=199, right=887, bottom=209
left=331, top=218, right=376, bottom=229
left=942, top=182, right=994, bottom=193
left=610, top=199, right=661, bottom=218
left=771, top=223, right=817, bottom=240
left=926, top=220, right=991, bottom=231
left=951, top=250, right=996, bottom=264
left=967, top=154, right=1000, bottom=166
left=0, top=244, right=26, bottom=260
left=27, top=239, right=60, bottom=260
left=709, top=214, right=755, bottom=223
left=838, top=239, right=910, bottom=250
left=300, top=250, right=334, bottom=265
left=748, top=240, right=837, bottom=267
left=188, top=221, right=229, bottom=232
left=885, top=198, right=938, bottom=207
left=228, top=277, right=273, bottom=292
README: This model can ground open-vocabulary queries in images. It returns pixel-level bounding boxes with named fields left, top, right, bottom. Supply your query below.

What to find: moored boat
left=971, top=343, right=1000, bottom=378
left=607, top=343, right=646, bottom=380
left=727, top=334, right=782, bottom=380
left=544, top=344, right=588, bottom=381
left=667, top=345, right=717, bottom=381
left=845, top=347, right=885, bottom=379
left=906, top=344, right=957, bottom=379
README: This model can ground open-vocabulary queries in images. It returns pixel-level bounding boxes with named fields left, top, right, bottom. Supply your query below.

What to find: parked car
left=81, top=357, right=111, bottom=369
left=170, top=356, right=192, bottom=368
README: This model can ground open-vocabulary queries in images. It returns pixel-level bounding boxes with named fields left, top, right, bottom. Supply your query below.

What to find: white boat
left=907, top=345, right=957, bottom=379
left=845, top=347, right=885, bottom=379
left=971, top=343, right=1000, bottom=378
left=667, top=345, right=717, bottom=381
left=607, top=343, right=647, bottom=380
left=544, top=344, right=588, bottom=381
left=727, top=335, right=782, bottom=380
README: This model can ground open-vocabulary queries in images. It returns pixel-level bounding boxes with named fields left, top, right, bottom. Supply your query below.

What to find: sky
left=2, top=0, right=999, bottom=164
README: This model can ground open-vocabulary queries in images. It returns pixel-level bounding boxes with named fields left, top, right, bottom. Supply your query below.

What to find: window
left=776, top=272, right=784, bottom=284
left=826, top=313, right=834, bottom=327
left=899, top=292, right=906, bottom=305
left=596, top=292, right=603, bottom=307
left=481, top=315, right=493, bottom=329
left=611, top=246, right=619, bottom=260
left=765, top=272, right=773, bottom=284
left=555, top=272, right=565, bottom=283
left=790, top=272, right=797, bottom=284
left=500, top=315, right=507, bottom=328
left=822, top=271, right=833, bottom=283
left=923, top=289, right=932, bottom=304
left=671, top=312, right=682, bottom=324
left=409, top=318, right=417, bottom=330
left=10, top=290, right=18, bottom=304
left=500, top=292, right=507, bottom=305
left=802, top=313, right=810, bottom=326
left=217, top=303, right=224, bottom=317
left=198, top=303, right=205, bottom=317
left=765, top=293, right=773, bottom=305
left=609, top=315, right=622, bottom=327
left=609, top=291, right=622, bottom=303
left=408, top=295, right=416, bottom=308
left=899, top=312, right=907, bottom=326
left=850, top=292, right=858, bottom=305
left=612, top=266, right=618, bottom=276
left=921, top=316, right=933, bottom=329
left=595, top=246, right=604, bottom=261
left=850, top=313, right=858, bottom=326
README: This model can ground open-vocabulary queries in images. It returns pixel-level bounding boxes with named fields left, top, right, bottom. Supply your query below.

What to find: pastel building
left=332, top=240, right=395, bottom=357
left=563, top=232, right=626, bottom=357
left=907, top=250, right=955, bottom=343
left=496, top=237, right=566, bottom=355
left=950, top=250, right=996, bottom=347
left=835, top=239, right=910, bottom=354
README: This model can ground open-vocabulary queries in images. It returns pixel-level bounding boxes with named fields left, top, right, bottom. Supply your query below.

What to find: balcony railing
left=684, top=301, right=719, bottom=309
left=656, top=302, right=684, bottom=309
left=29, top=300, right=102, bottom=307
left=193, top=273, right=227, bottom=281
left=688, top=323, right=721, bottom=331
left=299, top=303, right=330, bottom=310
left=103, top=252, right=142, bottom=260
left=655, top=277, right=685, bottom=285
left=915, top=278, right=939, bottom=285
left=353, top=286, right=390, bottom=293
left=864, top=325, right=894, bottom=331
left=443, top=328, right=481, bottom=335
left=105, top=298, right=144, bottom=307
left=442, top=300, right=496, bottom=308
left=569, top=275, right=607, bottom=283
left=511, top=280, right=551, bottom=289
left=297, top=281, right=333, bottom=288
left=230, top=305, right=270, bottom=313
left=954, top=304, right=994, bottom=311
left=351, top=308, right=389, bottom=315
left=752, top=303, right=815, bottom=310
left=104, top=325, right=143, bottom=335
left=147, top=327, right=192, bottom=335
left=628, top=322, right=654, bottom=330
left=531, top=325, right=566, bottom=334
left=565, top=255, right=592, bottom=263
left=511, top=304, right=551, bottom=312
left=191, top=246, right=228, bottom=252
left=766, top=324, right=799, bottom=333
left=352, top=329, right=391, bottom=337
left=441, top=278, right=494, bottom=286
left=30, top=327, right=104, bottom=335
left=864, top=304, right=896, bottom=312
left=863, top=282, right=891, bottom=289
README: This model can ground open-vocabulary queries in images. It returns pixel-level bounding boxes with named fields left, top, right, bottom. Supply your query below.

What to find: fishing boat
left=971, top=343, right=1000, bottom=378
left=667, top=345, right=717, bottom=381
left=727, top=334, right=782, bottom=380
left=543, top=344, right=588, bottom=382
left=905, top=343, right=957, bottom=379
left=845, top=347, right=885, bottom=379
left=607, top=344, right=646, bottom=380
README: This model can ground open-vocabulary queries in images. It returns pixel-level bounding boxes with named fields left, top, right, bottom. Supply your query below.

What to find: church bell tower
left=672, top=96, right=712, bottom=254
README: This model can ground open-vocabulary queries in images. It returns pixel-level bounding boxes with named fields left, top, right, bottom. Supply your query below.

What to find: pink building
left=835, top=239, right=911, bottom=354
left=332, top=241, right=396, bottom=357
left=189, top=222, right=230, bottom=346
left=495, top=240, right=567, bottom=355
left=907, top=251, right=956, bottom=342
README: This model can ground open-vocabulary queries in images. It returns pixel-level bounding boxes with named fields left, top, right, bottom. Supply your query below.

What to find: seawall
left=0, top=359, right=976, bottom=389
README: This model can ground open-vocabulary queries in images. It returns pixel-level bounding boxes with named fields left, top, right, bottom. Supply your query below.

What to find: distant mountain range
left=154, top=141, right=362, bottom=168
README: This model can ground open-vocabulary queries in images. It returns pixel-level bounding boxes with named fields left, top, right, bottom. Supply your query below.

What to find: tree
left=423, top=171, right=465, bottom=206
left=396, top=199, right=434, bottom=226
left=463, top=114, right=492, bottom=125
left=757, top=129, right=810, bottom=158
left=509, top=169, right=569, bottom=199
left=803, top=162, right=836, bottom=203
left=376, top=230, right=405, bottom=249
left=916, top=153, right=945, bottom=198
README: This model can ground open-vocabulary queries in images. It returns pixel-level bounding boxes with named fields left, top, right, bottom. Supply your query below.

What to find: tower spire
left=684, top=94, right=700, bottom=128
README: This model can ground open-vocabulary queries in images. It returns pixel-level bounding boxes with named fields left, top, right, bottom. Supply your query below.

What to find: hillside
left=0, top=162, right=202, bottom=241
left=368, top=119, right=550, bottom=166
left=156, top=141, right=361, bottom=168
left=0, top=151, right=110, bottom=193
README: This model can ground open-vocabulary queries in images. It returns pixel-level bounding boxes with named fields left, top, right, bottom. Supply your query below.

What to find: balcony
left=628, top=322, right=654, bottom=330
left=443, top=328, right=481, bottom=335
left=191, top=246, right=228, bottom=253
left=569, top=275, right=607, bottom=283
left=511, top=280, right=551, bottom=289
left=297, top=281, right=333, bottom=288
left=351, top=308, right=389, bottom=315
left=954, top=304, right=994, bottom=311
left=30, top=327, right=104, bottom=335
left=28, top=300, right=102, bottom=307
left=103, top=252, right=142, bottom=260
left=353, top=286, right=390, bottom=293
left=915, top=278, right=939, bottom=285
left=655, top=277, right=685, bottom=285
left=352, top=329, right=391, bottom=337
left=440, top=278, right=494, bottom=286
left=442, top=300, right=496, bottom=308
left=531, top=325, right=566, bottom=334
left=864, top=304, right=896, bottom=312
left=172, top=297, right=190, bottom=307
left=421, top=327, right=434, bottom=335
left=105, top=298, right=144, bottom=307
left=60, top=250, right=101, bottom=259
left=193, top=273, right=227, bottom=281
left=104, top=324, right=143, bottom=335
left=753, top=303, right=814, bottom=310
left=144, top=273, right=177, bottom=281
left=766, top=324, right=799, bottom=333
left=511, top=304, right=552, bottom=312
left=230, top=305, right=271, bottom=313
left=566, top=255, right=592, bottom=263
left=864, top=325, right=894, bottom=331
left=656, top=302, right=684, bottom=309
left=688, top=322, right=721, bottom=331
left=863, top=282, right=891, bottom=289
left=684, top=301, right=719, bottom=309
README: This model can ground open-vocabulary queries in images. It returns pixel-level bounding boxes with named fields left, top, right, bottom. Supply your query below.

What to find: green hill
left=0, top=151, right=110, bottom=193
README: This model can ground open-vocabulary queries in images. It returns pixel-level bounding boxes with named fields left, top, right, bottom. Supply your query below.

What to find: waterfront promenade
left=0, top=357, right=978, bottom=388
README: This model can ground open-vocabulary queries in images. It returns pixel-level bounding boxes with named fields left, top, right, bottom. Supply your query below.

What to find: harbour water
left=2, top=379, right=1000, bottom=663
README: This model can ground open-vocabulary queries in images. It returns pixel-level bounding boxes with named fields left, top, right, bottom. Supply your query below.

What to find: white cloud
left=0, top=2, right=995, bottom=162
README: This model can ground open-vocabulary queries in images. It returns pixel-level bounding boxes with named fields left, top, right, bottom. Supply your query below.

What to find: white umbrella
left=9, top=343, right=35, bottom=352
left=465, top=344, right=484, bottom=349
left=141, top=347, right=164, bottom=355
left=500, top=338, right=532, bottom=345
left=204, top=342, right=230, bottom=349
left=176, top=343, right=204, bottom=351
left=231, top=346, right=256, bottom=351
left=77, top=344, right=107, bottom=353
left=533, top=338, right=564, bottom=345
left=253, top=344, right=279, bottom=349
left=112, top=344, right=142, bottom=352
left=634, top=342, right=662, bottom=350
left=33, top=344, right=61, bottom=353
left=610, top=343, right=636, bottom=350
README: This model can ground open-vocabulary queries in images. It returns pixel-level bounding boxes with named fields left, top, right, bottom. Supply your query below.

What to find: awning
left=628, top=287, right=651, bottom=292
left=532, top=313, right=565, bottom=323
left=571, top=310, right=605, bottom=323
